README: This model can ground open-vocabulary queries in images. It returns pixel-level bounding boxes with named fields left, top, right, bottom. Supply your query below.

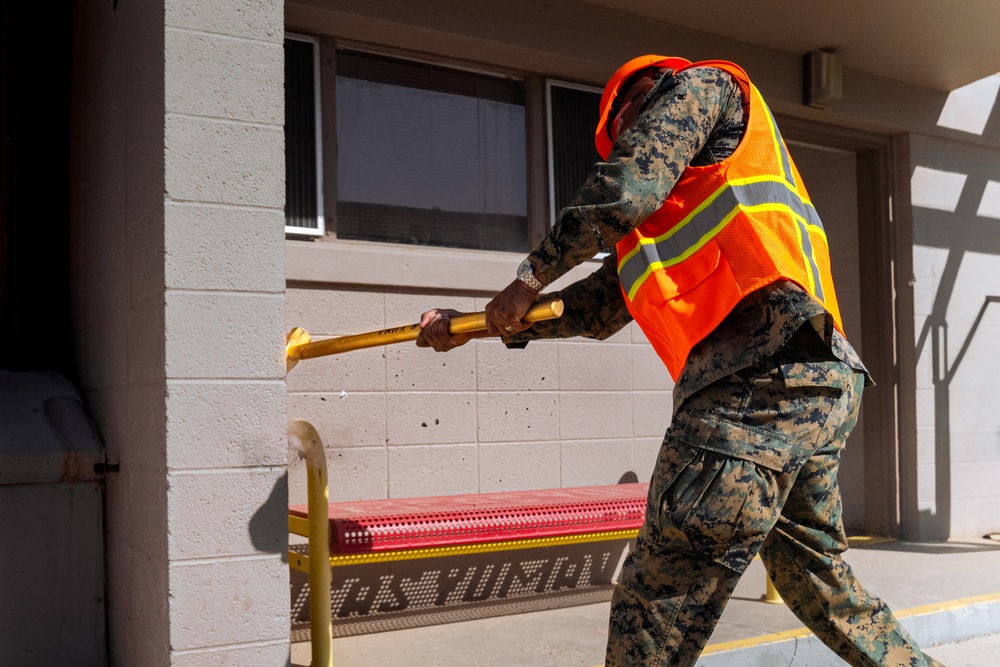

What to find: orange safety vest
left=615, top=60, right=843, bottom=380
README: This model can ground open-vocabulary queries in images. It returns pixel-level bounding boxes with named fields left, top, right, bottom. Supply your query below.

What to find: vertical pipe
left=764, top=572, right=783, bottom=604
left=289, top=419, right=334, bottom=667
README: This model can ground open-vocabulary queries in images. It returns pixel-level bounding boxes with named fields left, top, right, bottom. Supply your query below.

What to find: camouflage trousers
left=606, top=328, right=941, bottom=667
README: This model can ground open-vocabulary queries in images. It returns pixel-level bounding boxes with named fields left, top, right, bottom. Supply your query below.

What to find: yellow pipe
left=286, top=298, right=564, bottom=370
left=289, top=419, right=334, bottom=667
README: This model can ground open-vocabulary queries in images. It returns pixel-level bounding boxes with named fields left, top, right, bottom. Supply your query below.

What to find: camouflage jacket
left=504, top=65, right=870, bottom=404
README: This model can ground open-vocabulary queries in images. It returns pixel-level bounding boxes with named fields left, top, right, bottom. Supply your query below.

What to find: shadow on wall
left=250, top=471, right=291, bottom=561
left=912, top=81, right=1000, bottom=540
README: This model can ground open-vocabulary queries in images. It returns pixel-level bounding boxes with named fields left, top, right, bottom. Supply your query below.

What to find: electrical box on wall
left=804, top=50, right=843, bottom=109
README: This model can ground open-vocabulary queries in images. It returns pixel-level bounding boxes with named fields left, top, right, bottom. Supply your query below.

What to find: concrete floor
left=291, top=538, right=1000, bottom=666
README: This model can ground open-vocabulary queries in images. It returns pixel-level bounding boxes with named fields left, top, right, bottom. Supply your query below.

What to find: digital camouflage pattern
left=526, top=66, right=746, bottom=284
left=606, top=327, right=941, bottom=666
left=503, top=64, right=937, bottom=666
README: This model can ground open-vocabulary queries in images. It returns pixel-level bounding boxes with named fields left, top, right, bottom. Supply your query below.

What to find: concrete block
left=166, top=30, right=282, bottom=124
left=951, top=460, right=1000, bottom=499
left=559, top=392, right=633, bottom=440
left=121, top=381, right=168, bottom=470
left=633, top=391, right=672, bottom=438
left=127, top=127, right=167, bottom=229
left=129, top=548, right=170, bottom=656
left=385, top=293, right=476, bottom=325
left=630, top=322, right=650, bottom=345
left=476, top=338, right=559, bottom=392
left=285, top=288, right=384, bottom=336
left=478, top=441, right=560, bottom=492
left=388, top=342, right=477, bottom=391
left=916, top=425, right=937, bottom=465
left=128, top=465, right=169, bottom=560
left=917, top=462, right=937, bottom=504
left=386, top=392, right=476, bottom=445
left=288, top=447, right=386, bottom=504
left=165, top=291, right=284, bottom=380
left=915, top=387, right=936, bottom=429
left=91, top=311, right=130, bottom=391
left=285, top=346, right=386, bottom=393
left=167, top=380, right=286, bottom=469
left=129, top=207, right=166, bottom=307
left=125, top=37, right=165, bottom=154
left=388, top=444, right=479, bottom=497
left=166, top=0, right=284, bottom=42
left=171, top=641, right=290, bottom=667
left=165, top=115, right=284, bottom=208
left=560, top=439, right=634, bottom=487
left=286, top=391, right=386, bottom=448
left=165, top=203, right=284, bottom=292
left=557, top=341, right=631, bottom=391
left=477, top=391, right=559, bottom=443
left=634, top=436, right=662, bottom=482
left=631, top=343, right=672, bottom=391
left=128, top=294, right=167, bottom=385
left=169, top=555, right=288, bottom=650
left=167, top=467, right=287, bottom=560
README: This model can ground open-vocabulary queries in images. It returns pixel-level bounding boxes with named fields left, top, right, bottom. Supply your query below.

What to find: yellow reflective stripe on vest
left=618, top=177, right=826, bottom=300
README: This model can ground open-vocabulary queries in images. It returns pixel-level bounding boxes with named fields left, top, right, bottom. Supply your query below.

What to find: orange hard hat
left=594, top=54, right=691, bottom=159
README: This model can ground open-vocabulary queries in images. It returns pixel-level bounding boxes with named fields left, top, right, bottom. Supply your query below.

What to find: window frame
left=284, top=32, right=326, bottom=238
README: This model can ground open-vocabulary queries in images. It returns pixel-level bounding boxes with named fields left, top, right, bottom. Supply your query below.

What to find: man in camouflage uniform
left=418, top=61, right=942, bottom=666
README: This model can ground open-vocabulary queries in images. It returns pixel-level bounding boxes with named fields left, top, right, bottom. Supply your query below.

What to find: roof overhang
left=582, top=0, right=1000, bottom=91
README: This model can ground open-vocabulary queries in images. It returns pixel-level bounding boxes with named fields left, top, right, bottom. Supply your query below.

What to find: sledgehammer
left=285, top=298, right=564, bottom=372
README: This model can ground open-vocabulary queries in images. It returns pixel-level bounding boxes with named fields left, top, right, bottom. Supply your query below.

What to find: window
left=546, top=81, right=602, bottom=225
left=284, top=35, right=324, bottom=236
left=283, top=42, right=608, bottom=255
left=335, top=50, right=528, bottom=252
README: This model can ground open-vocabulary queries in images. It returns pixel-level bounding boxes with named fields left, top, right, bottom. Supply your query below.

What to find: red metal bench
left=287, top=419, right=647, bottom=665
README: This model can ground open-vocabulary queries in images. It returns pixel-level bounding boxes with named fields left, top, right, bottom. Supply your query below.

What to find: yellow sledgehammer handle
left=286, top=298, right=563, bottom=370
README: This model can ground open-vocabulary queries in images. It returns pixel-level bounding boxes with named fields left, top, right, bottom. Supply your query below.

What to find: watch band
left=517, top=259, right=544, bottom=292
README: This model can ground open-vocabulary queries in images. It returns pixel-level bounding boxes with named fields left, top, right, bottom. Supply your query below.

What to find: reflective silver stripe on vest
left=762, top=100, right=796, bottom=188
left=618, top=179, right=823, bottom=298
left=796, top=218, right=825, bottom=302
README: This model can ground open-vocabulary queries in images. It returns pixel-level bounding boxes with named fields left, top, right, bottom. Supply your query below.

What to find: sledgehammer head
left=285, top=327, right=312, bottom=373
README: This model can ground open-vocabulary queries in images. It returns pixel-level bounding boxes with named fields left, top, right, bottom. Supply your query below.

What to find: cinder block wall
left=285, top=287, right=673, bottom=504
left=71, top=0, right=290, bottom=664
left=910, top=132, right=1000, bottom=541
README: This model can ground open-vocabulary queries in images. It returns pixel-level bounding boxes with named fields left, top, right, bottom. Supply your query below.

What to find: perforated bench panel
left=288, top=483, right=649, bottom=555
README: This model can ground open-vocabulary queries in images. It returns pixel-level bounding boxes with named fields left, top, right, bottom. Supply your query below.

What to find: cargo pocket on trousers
left=655, top=408, right=793, bottom=573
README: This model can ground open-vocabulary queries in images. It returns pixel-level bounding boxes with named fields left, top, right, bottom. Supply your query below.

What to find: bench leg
left=290, top=419, right=334, bottom=667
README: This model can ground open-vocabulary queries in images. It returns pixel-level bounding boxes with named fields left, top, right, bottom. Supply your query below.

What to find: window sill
left=285, top=238, right=598, bottom=293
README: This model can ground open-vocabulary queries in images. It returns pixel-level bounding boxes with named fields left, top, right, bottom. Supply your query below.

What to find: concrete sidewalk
left=291, top=538, right=1000, bottom=666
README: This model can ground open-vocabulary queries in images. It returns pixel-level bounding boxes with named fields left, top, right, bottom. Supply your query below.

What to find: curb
left=697, top=592, right=1000, bottom=666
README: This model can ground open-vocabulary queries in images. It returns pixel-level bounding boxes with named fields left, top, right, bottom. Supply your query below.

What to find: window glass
left=336, top=51, right=528, bottom=252
left=284, top=37, right=322, bottom=234
left=548, top=83, right=602, bottom=222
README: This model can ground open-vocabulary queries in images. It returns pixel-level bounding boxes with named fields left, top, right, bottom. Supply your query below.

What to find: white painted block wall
left=285, top=287, right=672, bottom=505
left=71, top=0, right=290, bottom=664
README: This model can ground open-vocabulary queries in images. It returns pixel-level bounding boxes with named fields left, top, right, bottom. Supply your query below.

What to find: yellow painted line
left=699, top=591, right=1000, bottom=657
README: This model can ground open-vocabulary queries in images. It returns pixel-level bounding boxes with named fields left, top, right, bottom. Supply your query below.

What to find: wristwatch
left=517, top=259, right=544, bottom=292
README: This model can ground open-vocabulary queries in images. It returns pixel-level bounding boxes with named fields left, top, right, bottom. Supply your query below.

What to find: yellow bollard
left=286, top=298, right=564, bottom=371
left=289, top=419, right=334, bottom=667
left=763, top=572, right=783, bottom=604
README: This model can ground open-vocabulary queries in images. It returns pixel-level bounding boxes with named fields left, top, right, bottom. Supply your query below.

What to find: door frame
left=777, top=114, right=913, bottom=538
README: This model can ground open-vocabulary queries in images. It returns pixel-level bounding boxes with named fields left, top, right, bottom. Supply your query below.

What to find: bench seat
left=289, top=482, right=649, bottom=555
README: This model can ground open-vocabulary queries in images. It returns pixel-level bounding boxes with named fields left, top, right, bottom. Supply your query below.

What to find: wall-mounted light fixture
left=804, top=49, right=842, bottom=109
